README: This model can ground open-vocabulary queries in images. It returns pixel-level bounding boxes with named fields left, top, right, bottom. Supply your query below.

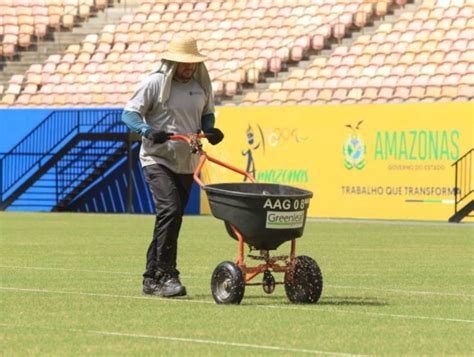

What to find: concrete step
left=2, top=64, right=33, bottom=74
left=66, top=25, right=111, bottom=34
left=266, top=75, right=288, bottom=84
left=0, top=74, right=12, bottom=84
left=295, top=59, right=313, bottom=68
left=229, top=94, right=244, bottom=102
left=73, top=13, right=126, bottom=29
left=53, top=32, right=91, bottom=44
left=111, top=0, right=141, bottom=7
left=254, top=83, right=269, bottom=91
left=12, top=51, right=55, bottom=62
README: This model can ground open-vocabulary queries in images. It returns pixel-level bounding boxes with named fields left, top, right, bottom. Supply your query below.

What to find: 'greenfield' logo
left=343, top=120, right=366, bottom=170
left=266, top=211, right=305, bottom=229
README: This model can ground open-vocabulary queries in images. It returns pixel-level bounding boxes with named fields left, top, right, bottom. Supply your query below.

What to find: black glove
left=148, top=130, right=173, bottom=144
left=205, top=127, right=224, bottom=145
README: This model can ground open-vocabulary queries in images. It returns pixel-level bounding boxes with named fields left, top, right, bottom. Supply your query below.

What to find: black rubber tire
left=211, top=261, right=245, bottom=304
left=262, top=270, right=276, bottom=294
left=284, top=255, right=323, bottom=304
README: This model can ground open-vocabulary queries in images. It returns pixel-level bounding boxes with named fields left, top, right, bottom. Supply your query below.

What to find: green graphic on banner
left=343, top=120, right=366, bottom=170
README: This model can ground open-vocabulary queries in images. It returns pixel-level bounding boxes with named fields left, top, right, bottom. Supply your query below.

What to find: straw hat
left=161, top=34, right=207, bottom=63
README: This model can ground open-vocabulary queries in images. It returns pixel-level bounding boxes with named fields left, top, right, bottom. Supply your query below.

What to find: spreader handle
left=193, top=153, right=256, bottom=187
left=168, top=134, right=256, bottom=186
left=170, top=134, right=206, bottom=143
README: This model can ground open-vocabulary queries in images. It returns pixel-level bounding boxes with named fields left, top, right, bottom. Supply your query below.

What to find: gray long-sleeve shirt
left=124, top=73, right=213, bottom=174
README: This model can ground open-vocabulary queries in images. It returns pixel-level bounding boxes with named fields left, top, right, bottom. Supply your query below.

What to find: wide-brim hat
left=161, top=34, right=207, bottom=63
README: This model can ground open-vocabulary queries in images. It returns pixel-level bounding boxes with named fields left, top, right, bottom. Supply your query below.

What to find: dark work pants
left=142, top=164, right=194, bottom=280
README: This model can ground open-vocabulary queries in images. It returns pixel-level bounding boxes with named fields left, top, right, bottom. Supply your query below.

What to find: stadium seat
left=286, top=89, right=304, bottom=104
left=2, top=0, right=473, bottom=107
left=14, top=93, right=32, bottom=107
left=1, top=92, right=17, bottom=105
left=95, top=0, right=107, bottom=11
left=361, top=87, right=379, bottom=103
left=270, top=90, right=289, bottom=105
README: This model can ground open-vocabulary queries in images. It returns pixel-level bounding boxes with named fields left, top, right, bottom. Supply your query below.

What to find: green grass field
left=1, top=212, right=473, bottom=356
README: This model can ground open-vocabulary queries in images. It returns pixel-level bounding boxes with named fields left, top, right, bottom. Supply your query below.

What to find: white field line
left=260, top=305, right=474, bottom=324
left=1, top=286, right=473, bottom=324
left=199, top=215, right=474, bottom=227
left=0, top=323, right=365, bottom=357
left=0, top=265, right=137, bottom=276
left=0, top=265, right=200, bottom=280
left=1, top=265, right=472, bottom=298
left=326, top=285, right=474, bottom=298
left=307, top=217, right=474, bottom=227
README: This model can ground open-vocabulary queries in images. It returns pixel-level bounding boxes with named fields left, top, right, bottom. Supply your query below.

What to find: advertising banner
left=201, top=102, right=473, bottom=221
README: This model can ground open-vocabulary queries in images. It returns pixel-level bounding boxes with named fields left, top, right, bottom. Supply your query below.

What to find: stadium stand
left=241, top=0, right=473, bottom=105
left=0, top=0, right=100, bottom=59
left=0, top=0, right=128, bottom=94
left=0, top=0, right=473, bottom=107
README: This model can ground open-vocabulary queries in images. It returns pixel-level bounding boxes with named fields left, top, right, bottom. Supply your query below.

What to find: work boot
left=158, top=275, right=187, bottom=297
left=142, top=277, right=160, bottom=295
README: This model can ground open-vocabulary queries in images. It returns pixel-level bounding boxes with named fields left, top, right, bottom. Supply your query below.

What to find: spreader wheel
left=211, top=261, right=245, bottom=304
left=284, top=255, right=323, bottom=304
left=262, top=270, right=276, bottom=294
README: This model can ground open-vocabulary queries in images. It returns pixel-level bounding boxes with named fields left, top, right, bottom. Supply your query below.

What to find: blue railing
left=453, top=148, right=473, bottom=213
left=56, top=140, right=126, bottom=203
left=0, top=109, right=125, bottom=203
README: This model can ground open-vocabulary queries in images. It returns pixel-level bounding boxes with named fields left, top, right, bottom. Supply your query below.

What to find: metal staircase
left=449, top=148, right=473, bottom=223
left=0, top=109, right=137, bottom=211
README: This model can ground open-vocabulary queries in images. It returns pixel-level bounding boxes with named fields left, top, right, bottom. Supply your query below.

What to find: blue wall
left=0, top=109, right=54, bottom=154
left=0, top=108, right=200, bottom=214
left=66, top=145, right=201, bottom=215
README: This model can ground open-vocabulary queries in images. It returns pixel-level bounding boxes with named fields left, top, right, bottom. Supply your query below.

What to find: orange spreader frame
left=172, top=134, right=297, bottom=285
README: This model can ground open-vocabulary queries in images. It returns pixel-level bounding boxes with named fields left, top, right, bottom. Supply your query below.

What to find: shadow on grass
left=317, top=296, right=389, bottom=307
left=187, top=294, right=388, bottom=307
left=183, top=294, right=215, bottom=301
